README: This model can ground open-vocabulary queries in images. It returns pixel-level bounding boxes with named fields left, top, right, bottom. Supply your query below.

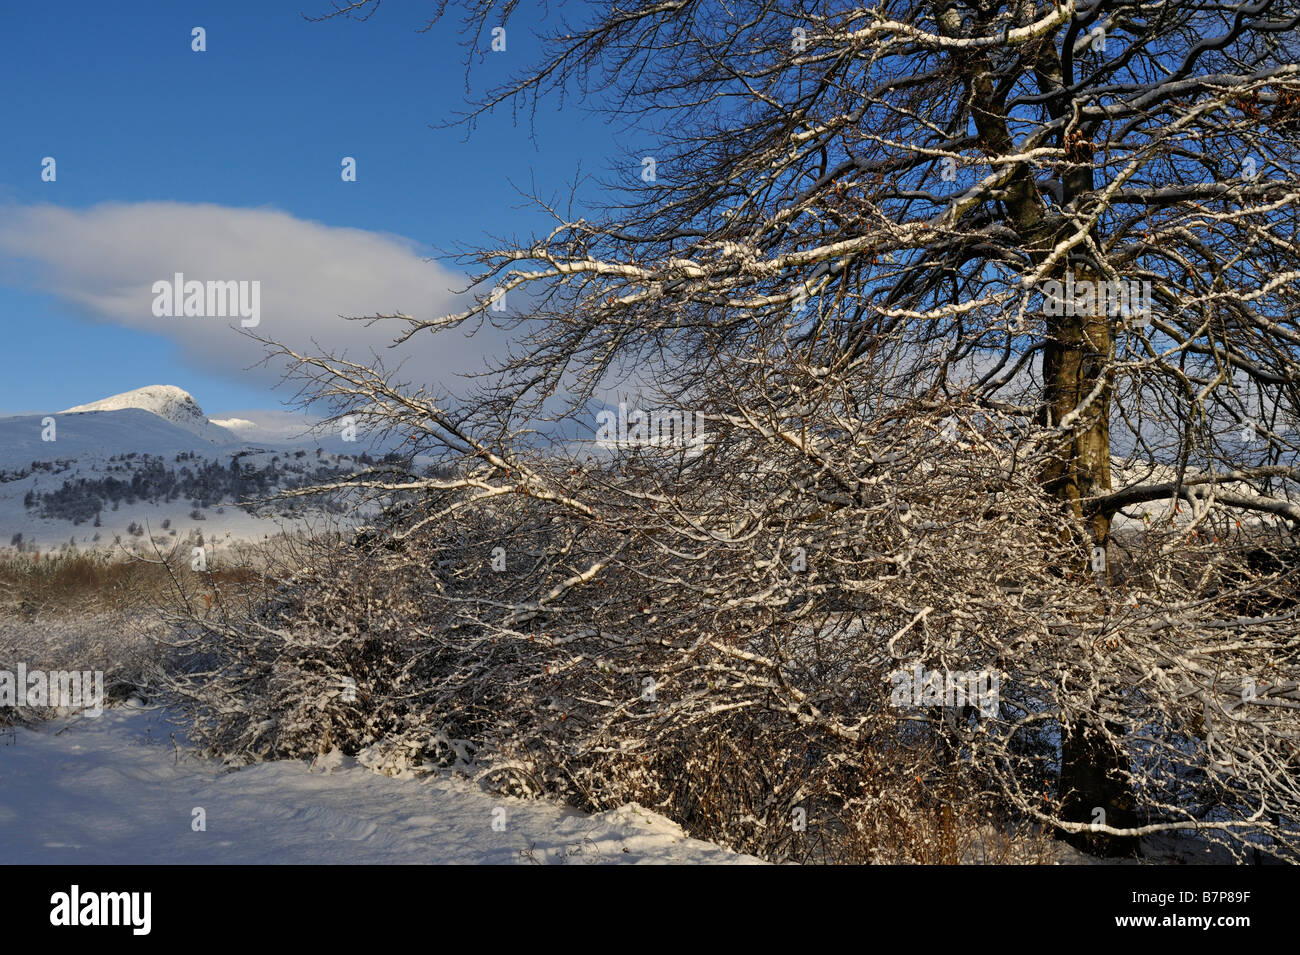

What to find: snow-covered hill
left=0, top=386, right=396, bottom=554
left=0, top=407, right=237, bottom=469
left=61, top=385, right=237, bottom=444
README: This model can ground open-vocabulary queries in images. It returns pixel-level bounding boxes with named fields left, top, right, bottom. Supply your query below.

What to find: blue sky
left=0, top=1, right=626, bottom=417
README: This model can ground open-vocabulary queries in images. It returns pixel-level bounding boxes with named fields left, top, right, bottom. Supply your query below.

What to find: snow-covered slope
left=0, top=403, right=368, bottom=553
left=0, top=381, right=409, bottom=551
left=0, top=407, right=237, bottom=469
left=0, top=704, right=762, bottom=865
left=62, top=385, right=237, bottom=444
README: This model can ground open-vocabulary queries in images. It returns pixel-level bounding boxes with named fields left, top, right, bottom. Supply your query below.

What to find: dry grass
left=0, top=545, right=273, bottom=619
left=0, top=540, right=287, bottom=729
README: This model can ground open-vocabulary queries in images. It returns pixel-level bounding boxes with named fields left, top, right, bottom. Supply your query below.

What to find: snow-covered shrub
left=151, top=362, right=1300, bottom=861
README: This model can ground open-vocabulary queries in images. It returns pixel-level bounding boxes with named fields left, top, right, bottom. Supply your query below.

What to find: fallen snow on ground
left=0, top=703, right=762, bottom=865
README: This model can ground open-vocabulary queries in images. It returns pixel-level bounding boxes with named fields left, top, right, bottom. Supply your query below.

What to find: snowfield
left=0, top=703, right=762, bottom=865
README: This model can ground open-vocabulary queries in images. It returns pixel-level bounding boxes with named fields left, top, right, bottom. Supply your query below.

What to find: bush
left=155, top=398, right=1300, bottom=864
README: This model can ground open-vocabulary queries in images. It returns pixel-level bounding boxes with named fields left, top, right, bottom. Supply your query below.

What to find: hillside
left=0, top=388, right=401, bottom=554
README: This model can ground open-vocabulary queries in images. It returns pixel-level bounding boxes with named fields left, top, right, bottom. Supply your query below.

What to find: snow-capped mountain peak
left=61, top=385, right=236, bottom=443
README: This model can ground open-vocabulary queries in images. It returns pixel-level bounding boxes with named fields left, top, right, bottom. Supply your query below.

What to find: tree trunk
left=1041, top=279, right=1139, bottom=856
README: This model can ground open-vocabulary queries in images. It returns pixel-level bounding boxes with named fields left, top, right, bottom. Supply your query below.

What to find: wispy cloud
left=0, top=201, right=501, bottom=395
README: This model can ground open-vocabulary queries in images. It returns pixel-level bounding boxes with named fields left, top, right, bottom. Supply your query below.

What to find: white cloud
left=0, top=201, right=503, bottom=395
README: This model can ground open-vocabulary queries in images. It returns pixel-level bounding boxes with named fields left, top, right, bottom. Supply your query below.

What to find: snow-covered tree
left=168, top=0, right=1300, bottom=859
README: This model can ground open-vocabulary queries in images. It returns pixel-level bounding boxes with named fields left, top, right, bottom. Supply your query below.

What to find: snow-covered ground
left=0, top=704, right=762, bottom=865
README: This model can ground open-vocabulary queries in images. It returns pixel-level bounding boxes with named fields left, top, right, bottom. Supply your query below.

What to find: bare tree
left=179, top=0, right=1300, bottom=859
